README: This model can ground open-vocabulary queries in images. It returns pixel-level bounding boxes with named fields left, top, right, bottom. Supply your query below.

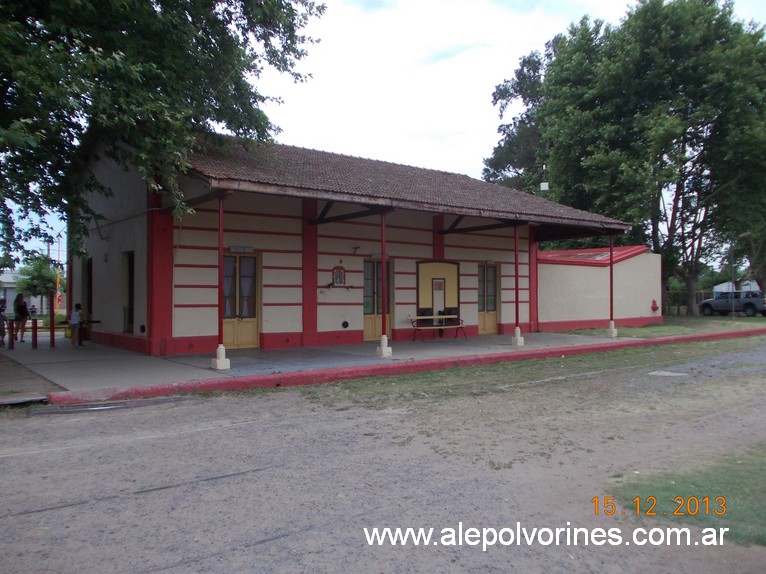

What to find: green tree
left=487, top=0, right=766, bottom=313
left=483, top=50, right=547, bottom=191
left=17, top=255, right=59, bottom=311
left=1, top=0, right=325, bottom=267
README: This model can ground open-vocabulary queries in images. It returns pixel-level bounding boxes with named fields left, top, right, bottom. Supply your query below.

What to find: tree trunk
left=684, top=275, right=698, bottom=316
left=748, top=238, right=766, bottom=292
left=752, top=268, right=765, bottom=294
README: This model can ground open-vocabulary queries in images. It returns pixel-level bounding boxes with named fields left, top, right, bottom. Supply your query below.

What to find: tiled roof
left=188, top=139, right=629, bottom=237
left=538, top=246, right=650, bottom=266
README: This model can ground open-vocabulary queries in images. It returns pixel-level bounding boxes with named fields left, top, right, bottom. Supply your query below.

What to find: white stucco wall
left=166, top=198, right=535, bottom=340
left=444, top=220, right=531, bottom=326
left=170, top=193, right=304, bottom=338
left=81, top=152, right=149, bottom=334
left=538, top=252, right=662, bottom=324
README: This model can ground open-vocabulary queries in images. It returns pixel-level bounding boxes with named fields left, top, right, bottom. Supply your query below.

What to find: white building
left=71, top=137, right=662, bottom=356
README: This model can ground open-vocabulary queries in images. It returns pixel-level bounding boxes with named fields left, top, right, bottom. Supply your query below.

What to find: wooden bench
left=408, top=314, right=467, bottom=341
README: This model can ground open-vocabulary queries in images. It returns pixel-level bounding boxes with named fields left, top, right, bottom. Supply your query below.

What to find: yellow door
left=363, top=260, right=391, bottom=340
left=478, top=264, right=498, bottom=334
left=222, top=254, right=259, bottom=348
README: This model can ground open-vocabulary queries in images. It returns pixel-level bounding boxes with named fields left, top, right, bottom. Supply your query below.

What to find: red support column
left=49, top=290, right=55, bottom=348
left=514, top=226, right=520, bottom=328
left=433, top=214, right=444, bottom=260
left=528, top=226, right=539, bottom=331
left=510, top=225, right=525, bottom=345
left=211, top=192, right=231, bottom=369
left=609, top=235, right=615, bottom=322
left=146, top=203, right=174, bottom=355
left=380, top=211, right=388, bottom=337
left=302, top=199, right=319, bottom=346
left=218, top=196, right=225, bottom=346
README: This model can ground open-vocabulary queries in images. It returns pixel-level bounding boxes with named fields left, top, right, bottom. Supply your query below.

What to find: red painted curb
left=47, top=328, right=766, bottom=406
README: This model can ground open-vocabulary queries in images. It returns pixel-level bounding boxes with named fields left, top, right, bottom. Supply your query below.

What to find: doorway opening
left=222, top=254, right=259, bottom=348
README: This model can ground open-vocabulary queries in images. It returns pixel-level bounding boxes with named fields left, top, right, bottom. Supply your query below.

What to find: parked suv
left=698, top=290, right=766, bottom=317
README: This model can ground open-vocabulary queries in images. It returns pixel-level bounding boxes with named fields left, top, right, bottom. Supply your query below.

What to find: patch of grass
left=194, top=386, right=284, bottom=399
left=488, top=459, right=514, bottom=470
left=612, top=446, right=766, bottom=546
left=298, top=335, right=766, bottom=410
left=566, top=316, right=766, bottom=339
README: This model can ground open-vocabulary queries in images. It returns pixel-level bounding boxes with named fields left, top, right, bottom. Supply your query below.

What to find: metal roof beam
left=158, top=189, right=233, bottom=213
left=316, top=200, right=334, bottom=221
left=310, top=204, right=393, bottom=225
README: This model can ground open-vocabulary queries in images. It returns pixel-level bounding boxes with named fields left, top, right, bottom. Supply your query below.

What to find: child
left=70, top=303, right=82, bottom=347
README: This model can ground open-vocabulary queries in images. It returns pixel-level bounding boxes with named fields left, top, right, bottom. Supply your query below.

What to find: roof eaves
left=538, top=245, right=650, bottom=266
left=206, top=177, right=630, bottom=233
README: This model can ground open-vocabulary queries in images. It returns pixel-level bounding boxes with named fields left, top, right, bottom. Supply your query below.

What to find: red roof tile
left=538, top=245, right=650, bottom=266
left=188, top=139, right=630, bottom=237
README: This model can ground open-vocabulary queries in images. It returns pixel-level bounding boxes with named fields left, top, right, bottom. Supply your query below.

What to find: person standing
left=70, top=303, right=83, bottom=348
left=13, top=293, right=30, bottom=342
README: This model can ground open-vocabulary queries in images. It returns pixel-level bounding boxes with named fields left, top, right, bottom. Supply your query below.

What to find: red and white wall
left=77, top=155, right=658, bottom=356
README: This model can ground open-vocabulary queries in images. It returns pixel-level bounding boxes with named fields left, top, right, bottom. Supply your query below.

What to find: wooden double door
left=363, top=260, right=390, bottom=340
left=478, top=264, right=498, bottom=334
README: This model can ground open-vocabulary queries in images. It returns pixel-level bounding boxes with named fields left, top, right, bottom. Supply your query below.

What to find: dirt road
left=1, top=340, right=765, bottom=573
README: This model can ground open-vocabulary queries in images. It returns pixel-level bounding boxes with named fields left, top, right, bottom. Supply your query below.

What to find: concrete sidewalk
left=2, top=328, right=766, bottom=406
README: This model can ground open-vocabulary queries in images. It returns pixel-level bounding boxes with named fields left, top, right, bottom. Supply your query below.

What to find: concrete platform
left=2, top=328, right=766, bottom=406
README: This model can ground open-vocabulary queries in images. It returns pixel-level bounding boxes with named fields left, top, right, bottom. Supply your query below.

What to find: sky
left=12, top=0, right=766, bottom=263
left=259, top=0, right=766, bottom=179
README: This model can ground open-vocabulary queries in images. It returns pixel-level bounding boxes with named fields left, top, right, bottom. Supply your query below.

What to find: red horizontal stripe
left=196, top=208, right=302, bottom=221
left=316, top=251, right=366, bottom=258
left=173, top=225, right=217, bottom=232
left=226, top=228, right=300, bottom=237
left=384, top=254, right=424, bottom=261
left=460, top=231, right=530, bottom=240
left=320, top=219, right=431, bottom=233
left=317, top=268, right=363, bottom=274
left=175, top=245, right=217, bottom=251
left=444, top=243, right=526, bottom=254
left=319, top=234, right=430, bottom=247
